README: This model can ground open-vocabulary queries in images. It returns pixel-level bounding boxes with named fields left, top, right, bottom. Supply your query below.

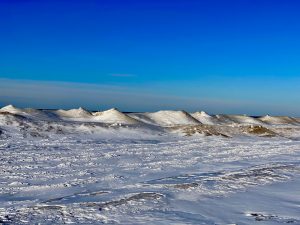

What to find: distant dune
left=140, top=110, right=201, bottom=126
left=258, top=115, right=299, bottom=125
left=191, top=111, right=219, bottom=125
left=54, top=107, right=92, bottom=118
left=1, top=105, right=300, bottom=139
left=93, top=108, right=140, bottom=124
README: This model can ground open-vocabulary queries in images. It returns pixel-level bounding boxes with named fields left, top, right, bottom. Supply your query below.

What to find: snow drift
left=139, top=110, right=201, bottom=126
left=0, top=105, right=299, bottom=139
left=93, top=108, right=140, bottom=124
left=258, top=115, right=299, bottom=125
left=191, top=111, right=219, bottom=125
left=0, top=104, right=23, bottom=114
left=54, top=107, right=92, bottom=119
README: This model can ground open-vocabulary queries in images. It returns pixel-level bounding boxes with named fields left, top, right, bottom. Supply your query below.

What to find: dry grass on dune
left=171, top=124, right=278, bottom=138
left=172, top=125, right=231, bottom=138
left=243, top=125, right=277, bottom=137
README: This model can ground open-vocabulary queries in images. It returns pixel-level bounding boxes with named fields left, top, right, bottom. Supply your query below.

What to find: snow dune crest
left=215, top=114, right=264, bottom=125
left=55, top=107, right=92, bottom=118
left=143, top=110, right=202, bottom=126
left=0, top=104, right=299, bottom=127
left=0, top=105, right=54, bottom=120
left=225, top=115, right=264, bottom=125
left=258, top=115, right=299, bottom=125
left=0, top=104, right=23, bottom=114
left=191, top=111, right=219, bottom=125
left=93, top=108, right=140, bottom=124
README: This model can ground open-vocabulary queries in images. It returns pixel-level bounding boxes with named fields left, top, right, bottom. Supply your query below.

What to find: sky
left=0, top=0, right=300, bottom=115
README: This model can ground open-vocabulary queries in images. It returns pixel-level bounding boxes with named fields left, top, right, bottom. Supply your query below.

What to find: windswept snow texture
left=0, top=106, right=300, bottom=224
left=136, top=110, right=201, bottom=126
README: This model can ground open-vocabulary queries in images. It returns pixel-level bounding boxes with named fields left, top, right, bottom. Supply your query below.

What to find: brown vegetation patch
left=0, top=111, right=26, bottom=119
left=244, top=125, right=277, bottom=137
left=174, top=125, right=231, bottom=138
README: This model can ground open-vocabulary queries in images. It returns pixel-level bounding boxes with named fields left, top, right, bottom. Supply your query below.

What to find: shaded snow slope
left=128, top=113, right=161, bottom=125
left=214, top=114, right=236, bottom=124
left=226, top=114, right=264, bottom=125
left=258, top=115, right=299, bottom=125
left=215, top=114, right=264, bottom=125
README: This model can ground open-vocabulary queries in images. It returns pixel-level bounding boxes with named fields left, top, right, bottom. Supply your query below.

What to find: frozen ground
left=0, top=106, right=300, bottom=224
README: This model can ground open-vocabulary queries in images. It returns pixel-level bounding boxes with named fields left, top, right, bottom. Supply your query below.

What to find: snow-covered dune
left=54, top=107, right=92, bottom=119
left=93, top=108, right=140, bottom=124
left=0, top=105, right=299, bottom=139
left=141, top=110, right=201, bottom=126
left=0, top=104, right=24, bottom=114
left=214, top=114, right=263, bottom=125
left=128, top=113, right=161, bottom=125
left=214, top=114, right=236, bottom=124
left=191, top=111, right=220, bottom=125
left=0, top=105, right=57, bottom=120
left=225, top=115, right=263, bottom=125
left=1, top=106, right=300, bottom=224
left=258, top=115, right=299, bottom=125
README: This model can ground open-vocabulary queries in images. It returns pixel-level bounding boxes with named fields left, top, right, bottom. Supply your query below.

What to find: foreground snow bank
left=1, top=106, right=300, bottom=224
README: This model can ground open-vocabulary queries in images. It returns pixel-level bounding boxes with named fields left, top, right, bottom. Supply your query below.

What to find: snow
left=55, top=107, right=92, bottom=119
left=0, top=105, right=300, bottom=224
left=141, top=110, right=201, bottom=126
left=225, top=114, right=264, bottom=125
left=0, top=105, right=55, bottom=121
left=259, top=115, right=299, bottom=125
left=214, top=114, right=262, bottom=125
left=93, top=108, right=140, bottom=124
left=191, top=111, right=219, bottom=125
left=0, top=104, right=24, bottom=114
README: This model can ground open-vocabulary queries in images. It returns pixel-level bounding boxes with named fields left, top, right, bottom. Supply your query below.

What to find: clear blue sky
left=1, top=0, right=300, bottom=115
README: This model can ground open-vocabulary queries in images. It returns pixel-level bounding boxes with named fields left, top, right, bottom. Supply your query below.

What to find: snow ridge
left=93, top=108, right=140, bottom=124
left=191, top=111, right=219, bottom=125
left=55, top=107, right=92, bottom=118
left=0, top=104, right=23, bottom=114
left=143, top=110, right=201, bottom=126
left=259, top=115, right=299, bottom=125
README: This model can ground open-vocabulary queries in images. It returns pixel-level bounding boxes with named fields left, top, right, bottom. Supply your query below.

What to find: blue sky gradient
left=1, top=0, right=300, bottom=115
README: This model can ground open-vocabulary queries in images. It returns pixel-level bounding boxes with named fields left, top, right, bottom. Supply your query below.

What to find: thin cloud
left=109, top=73, right=136, bottom=77
left=0, top=78, right=239, bottom=112
left=0, top=78, right=299, bottom=116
